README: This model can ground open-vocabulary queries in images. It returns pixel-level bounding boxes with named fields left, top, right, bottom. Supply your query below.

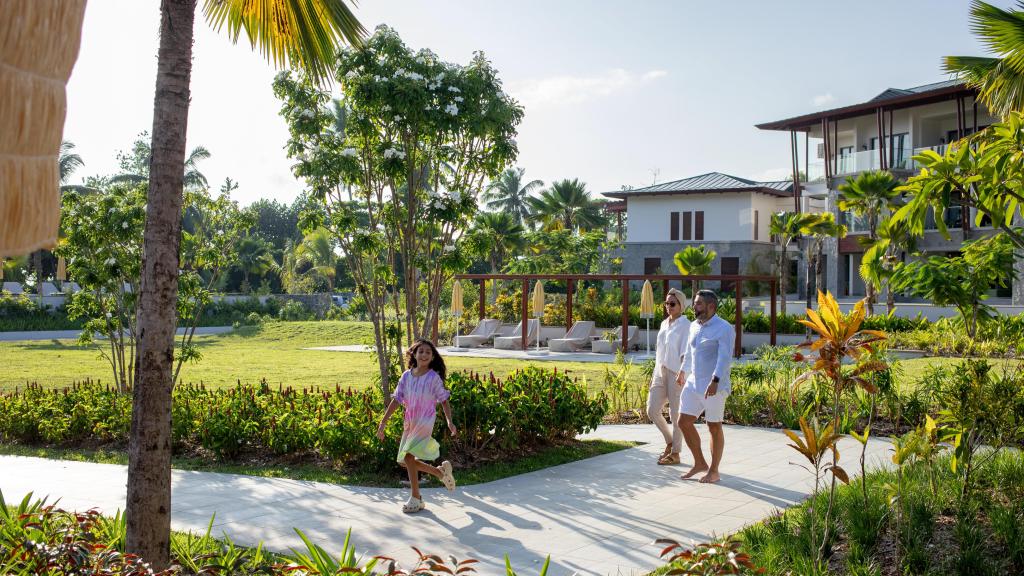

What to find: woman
left=647, top=287, right=690, bottom=465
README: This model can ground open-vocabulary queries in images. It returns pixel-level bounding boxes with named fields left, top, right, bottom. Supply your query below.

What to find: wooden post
left=876, top=108, right=886, bottom=170
left=478, top=279, right=486, bottom=320
left=770, top=279, right=777, bottom=346
left=734, top=280, right=743, bottom=357
left=521, top=279, right=529, bottom=350
left=833, top=118, right=839, bottom=176
left=822, top=118, right=832, bottom=180
left=566, top=279, right=574, bottom=331
left=661, top=279, right=669, bottom=301
left=791, top=130, right=801, bottom=213
left=621, top=280, right=630, bottom=355
left=888, top=109, right=894, bottom=168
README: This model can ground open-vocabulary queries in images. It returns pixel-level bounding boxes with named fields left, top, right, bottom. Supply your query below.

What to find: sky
left=63, top=0, right=1007, bottom=207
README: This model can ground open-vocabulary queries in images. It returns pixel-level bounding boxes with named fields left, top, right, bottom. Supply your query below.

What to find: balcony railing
left=802, top=145, right=941, bottom=182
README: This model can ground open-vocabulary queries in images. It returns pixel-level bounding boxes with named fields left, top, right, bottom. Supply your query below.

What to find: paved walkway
left=0, top=326, right=233, bottom=342
left=310, top=344, right=761, bottom=365
left=0, top=425, right=891, bottom=575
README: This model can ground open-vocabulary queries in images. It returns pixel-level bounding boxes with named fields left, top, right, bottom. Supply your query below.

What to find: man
left=676, top=289, right=735, bottom=484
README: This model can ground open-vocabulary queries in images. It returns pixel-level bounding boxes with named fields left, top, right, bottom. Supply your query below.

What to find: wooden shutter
left=695, top=211, right=704, bottom=240
left=754, top=210, right=759, bottom=240
left=670, top=212, right=679, bottom=241
left=721, top=257, right=739, bottom=292
left=682, top=211, right=692, bottom=240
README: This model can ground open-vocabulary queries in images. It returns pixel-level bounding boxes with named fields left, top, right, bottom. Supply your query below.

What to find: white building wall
left=626, top=192, right=770, bottom=243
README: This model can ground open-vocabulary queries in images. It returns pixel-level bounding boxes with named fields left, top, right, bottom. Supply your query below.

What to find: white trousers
left=647, top=366, right=682, bottom=453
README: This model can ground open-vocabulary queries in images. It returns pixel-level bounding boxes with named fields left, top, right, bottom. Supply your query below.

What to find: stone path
left=0, top=424, right=891, bottom=575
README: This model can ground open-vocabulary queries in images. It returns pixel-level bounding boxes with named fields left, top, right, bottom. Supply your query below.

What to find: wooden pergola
left=452, top=273, right=778, bottom=356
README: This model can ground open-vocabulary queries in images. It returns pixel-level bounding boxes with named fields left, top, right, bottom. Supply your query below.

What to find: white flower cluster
left=448, top=86, right=460, bottom=93
left=453, top=96, right=463, bottom=103
left=426, top=73, right=446, bottom=91
left=340, top=148, right=358, bottom=158
left=345, top=70, right=358, bottom=80
left=299, top=108, right=316, bottom=119
left=383, top=148, right=406, bottom=160
left=444, top=103, right=459, bottom=116
left=394, top=67, right=424, bottom=82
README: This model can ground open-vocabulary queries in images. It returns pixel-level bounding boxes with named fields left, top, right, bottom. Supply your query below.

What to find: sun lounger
left=592, top=325, right=640, bottom=354
left=453, top=318, right=502, bottom=348
left=548, top=321, right=596, bottom=352
left=1, top=282, right=23, bottom=294
left=494, top=318, right=540, bottom=350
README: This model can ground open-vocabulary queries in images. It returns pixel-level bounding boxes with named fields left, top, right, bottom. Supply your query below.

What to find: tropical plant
left=128, top=2, right=364, bottom=565
left=503, top=229, right=605, bottom=275
left=859, top=215, right=917, bottom=315
left=945, top=0, right=1024, bottom=119
left=465, top=211, right=526, bottom=301
left=526, top=178, right=608, bottom=232
left=294, top=227, right=338, bottom=293
left=792, top=291, right=887, bottom=562
left=801, top=213, right=846, bottom=315
left=58, top=140, right=84, bottom=187
left=234, top=235, right=278, bottom=293
left=112, top=133, right=212, bottom=191
left=837, top=170, right=901, bottom=315
left=769, top=211, right=817, bottom=315
left=482, top=167, right=543, bottom=225
left=889, top=233, right=1015, bottom=338
left=673, top=244, right=716, bottom=297
left=656, top=538, right=764, bottom=575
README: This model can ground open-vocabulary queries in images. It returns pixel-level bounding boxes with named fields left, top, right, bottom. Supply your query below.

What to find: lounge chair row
left=454, top=319, right=640, bottom=353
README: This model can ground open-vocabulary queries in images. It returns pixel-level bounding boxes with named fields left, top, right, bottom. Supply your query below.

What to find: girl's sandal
left=402, top=497, right=426, bottom=514
left=440, top=460, right=456, bottom=492
left=658, top=453, right=681, bottom=465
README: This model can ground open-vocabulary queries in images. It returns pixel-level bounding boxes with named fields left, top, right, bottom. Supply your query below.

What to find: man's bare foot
left=681, top=464, right=708, bottom=480
left=698, top=470, right=721, bottom=484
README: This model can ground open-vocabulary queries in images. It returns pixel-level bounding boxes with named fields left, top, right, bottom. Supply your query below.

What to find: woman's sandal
left=402, top=496, right=426, bottom=513
left=658, top=443, right=672, bottom=462
left=658, top=453, right=681, bottom=465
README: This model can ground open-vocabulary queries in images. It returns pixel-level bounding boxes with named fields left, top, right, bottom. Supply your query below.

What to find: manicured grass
left=0, top=439, right=636, bottom=488
left=0, top=320, right=641, bottom=394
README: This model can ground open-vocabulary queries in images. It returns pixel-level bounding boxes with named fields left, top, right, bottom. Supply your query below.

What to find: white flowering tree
left=274, top=26, right=522, bottom=396
left=58, top=184, right=251, bottom=392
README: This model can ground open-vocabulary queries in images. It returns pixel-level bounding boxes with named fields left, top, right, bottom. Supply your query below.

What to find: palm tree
left=838, top=170, right=901, bottom=315
left=673, top=244, right=717, bottom=298
left=59, top=140, right=84, bottom=186
left=482, top=167, right=543, bottom=225
left=235, top=236, right=276, bottom=293
left=112, top=142, right=212, bottom=191
left=802, top=213, right=848, bottom=315
left=861, top=216, right=918, bottom=315
left=295, top=227, right=339, bottom=292
left=945, top=1, right=1024, bottom=118
left=527, top=178, right=608, bottom=232
left=770, top=211, right=819, bottom=315
left=466, top=212, right=526, bottom=301
left=129, top=1, right=363, bottom=567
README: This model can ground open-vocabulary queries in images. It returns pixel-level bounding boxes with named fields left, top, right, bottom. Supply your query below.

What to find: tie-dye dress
left=393, top=369, right=451, bottom=463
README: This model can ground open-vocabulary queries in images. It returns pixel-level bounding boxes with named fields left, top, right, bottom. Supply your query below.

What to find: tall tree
left=465, top=211, right=526, bottom=301
left=527, top=178, right=608, bottom=232
left=673, top=244, right=716, bottom=298
left=58, top=140, right=84, bottom=186
left=112, top=134, right=212, bottom=191
left=860, top=215, right=918, bottom=315
left=234, top=235, right=276, bottom=293
left=770, top=211, right=818, bottom=315
left=802, top=213, right=847, bottom=315
left=837, top=170, right=901, bottom=315
left=129, top=0, right=363, bottom=568
left=945, top=0, right=1024, bottom=119
left=482, top=167, right=543, bottom=225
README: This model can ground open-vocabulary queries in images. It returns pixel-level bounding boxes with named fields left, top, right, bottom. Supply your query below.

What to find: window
left=683, top=211, right=692, bottom=240
left=670, top=212, right=679, bottom=241
left=644, top=257, right=661, bottom=275
left=695, top=211, right=704, bottom=240
left=754, top=210, right=759, bottom=240
left=720, top=257, right=739, bottom=293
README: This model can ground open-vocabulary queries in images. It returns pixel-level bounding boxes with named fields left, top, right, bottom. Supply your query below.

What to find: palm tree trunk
left=33, top=250, right=44, bottom=300
left=126, top=0, right=195, bottom=568
left=779, top=252, right=788, bottom=316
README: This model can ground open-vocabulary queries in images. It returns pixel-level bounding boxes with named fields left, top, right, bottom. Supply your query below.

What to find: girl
left=377, top=338, right=458, bottom=513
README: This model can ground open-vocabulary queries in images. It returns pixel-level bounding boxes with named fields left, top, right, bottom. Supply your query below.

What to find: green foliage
left=0, top=368, right=606, bottom=468
left=0, top=293, right=83, bottom=331
left=503, top=229, right=605, bottom=275
left=890, top=234, right=1016, bottom=338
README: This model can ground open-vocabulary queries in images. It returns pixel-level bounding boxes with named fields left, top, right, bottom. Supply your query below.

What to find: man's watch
left=711, top=375, right=720, bottom=384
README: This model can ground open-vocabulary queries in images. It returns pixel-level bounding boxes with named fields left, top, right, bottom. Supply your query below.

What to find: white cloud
left=508, top=68, right=669, bottom=108
left=811, top=93, right=835, bottom=107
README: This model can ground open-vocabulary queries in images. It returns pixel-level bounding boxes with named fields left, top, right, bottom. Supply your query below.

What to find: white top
left=655, top=315, right=690, bottom=374
left=681, top=315, right=735, bottom=394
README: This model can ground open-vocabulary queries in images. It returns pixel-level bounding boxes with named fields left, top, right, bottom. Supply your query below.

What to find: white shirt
left=655, top=315, right=690, bottom=374
left=681, top=315, right=735, bottom=394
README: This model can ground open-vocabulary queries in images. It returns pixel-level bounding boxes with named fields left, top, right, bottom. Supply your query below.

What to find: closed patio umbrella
left=0, top=1, right=87, bottom=257
left=450, top=280, right=465, bottom=351
left=640, top=280, right=654, bottom=357
left=56, top=256, right=66, bottom=282
left=530, top=280, right=545, bottom=354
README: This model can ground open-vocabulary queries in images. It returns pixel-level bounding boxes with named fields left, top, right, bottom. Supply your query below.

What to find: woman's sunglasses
left=664, top=301, right=678, bottom=307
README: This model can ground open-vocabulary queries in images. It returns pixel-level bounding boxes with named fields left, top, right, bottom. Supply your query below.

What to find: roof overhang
left=603, top=186, right=793, bottom=200
left=756, top=83, right=976, bottom=132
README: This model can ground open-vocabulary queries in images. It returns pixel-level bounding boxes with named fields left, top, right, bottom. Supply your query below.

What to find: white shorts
left=679, top=384, right=729, bottom=423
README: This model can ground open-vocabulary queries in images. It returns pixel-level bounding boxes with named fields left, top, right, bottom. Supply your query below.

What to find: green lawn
left=0, top=321, right=637, bottom=393
left=1, top=320, right=1015, bottom=393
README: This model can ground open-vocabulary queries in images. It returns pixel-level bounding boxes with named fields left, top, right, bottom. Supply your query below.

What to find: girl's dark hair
left=405, top=338, right=447, bottom=381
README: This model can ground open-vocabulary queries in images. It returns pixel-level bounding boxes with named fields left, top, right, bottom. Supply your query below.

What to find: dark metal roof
left=757, top=79, right=975, bottom=132
left=602, top=172, right=794, bottom=200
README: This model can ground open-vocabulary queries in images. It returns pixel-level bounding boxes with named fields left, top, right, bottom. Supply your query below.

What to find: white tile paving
left=0, top=424, right=890, bottom=576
